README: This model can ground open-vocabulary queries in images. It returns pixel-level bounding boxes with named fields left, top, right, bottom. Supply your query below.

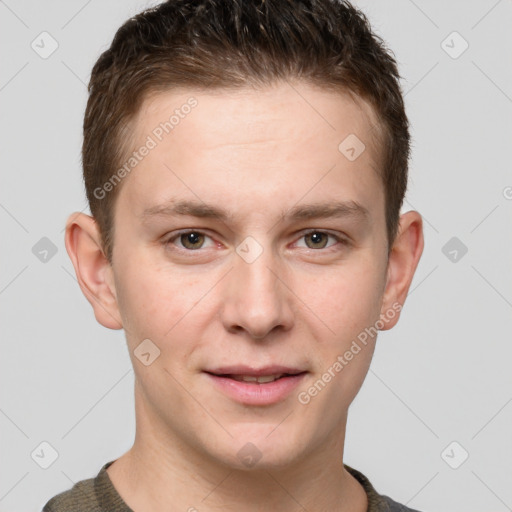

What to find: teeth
left=231, top=374, right=284, bottom=383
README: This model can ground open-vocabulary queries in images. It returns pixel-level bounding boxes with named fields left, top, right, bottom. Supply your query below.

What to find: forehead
left=131, top=81, right=382, bottom=163
left=119, top=82, right=384, bottom=223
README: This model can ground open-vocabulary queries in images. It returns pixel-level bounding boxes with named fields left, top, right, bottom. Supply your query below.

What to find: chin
left=206, top=425, right=308, bottom=471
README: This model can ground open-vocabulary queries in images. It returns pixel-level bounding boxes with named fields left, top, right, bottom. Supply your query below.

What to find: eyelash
left=163, top=229, right=349, bottom=254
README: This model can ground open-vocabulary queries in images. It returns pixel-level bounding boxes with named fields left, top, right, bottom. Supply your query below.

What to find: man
left=43, top=0, right=424, bottom=510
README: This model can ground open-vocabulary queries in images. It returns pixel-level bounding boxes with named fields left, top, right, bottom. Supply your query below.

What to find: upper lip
left=205, top=365, right=306, bottom=376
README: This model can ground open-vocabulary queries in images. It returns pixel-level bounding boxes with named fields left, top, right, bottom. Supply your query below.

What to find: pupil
left=308, top=232, right=327, bottom=249
left=182, top=232, right=203, bottom=249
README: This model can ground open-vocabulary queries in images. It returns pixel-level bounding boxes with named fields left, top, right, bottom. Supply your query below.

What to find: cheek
left=113, top=255, right=178, bottom=339
left=297, top=261, right=384, bottom=336
left=293, top=261, right=384, bottom=400
left=114, top=254, right=216, bottom=358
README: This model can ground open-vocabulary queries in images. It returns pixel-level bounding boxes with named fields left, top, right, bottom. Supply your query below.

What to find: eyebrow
left=140, top=199, right=369, bottom=224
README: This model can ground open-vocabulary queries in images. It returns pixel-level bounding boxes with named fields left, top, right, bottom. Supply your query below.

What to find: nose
left=220, top=245, right=294, bottom=340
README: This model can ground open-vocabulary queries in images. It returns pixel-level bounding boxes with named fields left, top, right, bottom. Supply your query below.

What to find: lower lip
left=205, top=372, right=307, bottom=405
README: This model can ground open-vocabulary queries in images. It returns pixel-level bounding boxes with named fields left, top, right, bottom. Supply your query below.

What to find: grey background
left=1, top=1, right=511, bottom=511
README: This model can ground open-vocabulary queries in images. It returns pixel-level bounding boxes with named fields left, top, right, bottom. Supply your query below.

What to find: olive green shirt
left=43, top=460, right=422, bottom=511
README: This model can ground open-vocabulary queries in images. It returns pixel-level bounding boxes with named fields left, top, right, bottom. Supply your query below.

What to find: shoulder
left=42, top=475, right=100, bottom=512
left=377, top=493, right=424, bottom=512
left=344, top=463, right=424, bottom=512
left=42, top=460, right=125, bottom=512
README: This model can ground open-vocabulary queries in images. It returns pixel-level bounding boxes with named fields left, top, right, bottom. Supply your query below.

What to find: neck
left=107, top=382, right=367, bottom=512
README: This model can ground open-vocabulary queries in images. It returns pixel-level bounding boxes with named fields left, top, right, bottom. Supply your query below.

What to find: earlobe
left=64, top=212, right=123, bottom=330
left=379, top=211, right=424, bottom=331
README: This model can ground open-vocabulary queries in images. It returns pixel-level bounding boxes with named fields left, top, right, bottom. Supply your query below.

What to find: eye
left=295, top=230, right=347, bottom=251
left=165, top=230, right=216, bottom=251
left=162, top=229, right=348, bottom=255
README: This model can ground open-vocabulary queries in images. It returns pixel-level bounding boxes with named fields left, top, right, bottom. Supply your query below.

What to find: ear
left=379, top=210, right=424, bottom=330
left=64, top=212, right=123, bottom=330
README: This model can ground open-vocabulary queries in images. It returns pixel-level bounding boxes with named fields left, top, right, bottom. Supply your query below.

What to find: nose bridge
left=222, top=238, right=293, bottom=338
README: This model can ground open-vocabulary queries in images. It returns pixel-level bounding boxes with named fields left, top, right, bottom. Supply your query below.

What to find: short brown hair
left=82, top=0, right=410, bottom=263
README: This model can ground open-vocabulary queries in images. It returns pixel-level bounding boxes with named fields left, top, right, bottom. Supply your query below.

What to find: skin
left=65, top=81, right=423, bottom=512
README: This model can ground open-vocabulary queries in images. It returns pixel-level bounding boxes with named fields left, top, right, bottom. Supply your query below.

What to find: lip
left=205, top=365, right=305, bottom=376
left=204, top=365, right=308, bottom=406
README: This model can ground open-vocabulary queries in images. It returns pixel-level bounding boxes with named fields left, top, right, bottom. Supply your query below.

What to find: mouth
left=203, top=366, right=308, bottom=405
left=207, top=372, right=305, bottom=383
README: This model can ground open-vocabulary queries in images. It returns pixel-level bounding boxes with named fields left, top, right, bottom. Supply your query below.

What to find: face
left=88, top=82, right=404, bottom=470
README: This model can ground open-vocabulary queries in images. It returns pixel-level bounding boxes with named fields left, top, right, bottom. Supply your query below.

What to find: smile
left=204, top=368, right=308, bottom=405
